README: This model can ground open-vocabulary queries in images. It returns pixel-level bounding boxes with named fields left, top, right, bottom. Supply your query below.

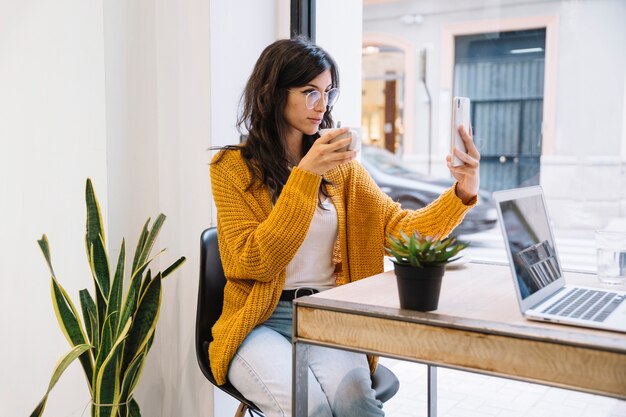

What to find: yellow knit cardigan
left=209, top=149, right=475, bottom=385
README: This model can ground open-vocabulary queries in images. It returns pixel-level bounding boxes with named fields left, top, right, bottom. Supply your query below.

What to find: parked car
left=360, top=145, right=498, bottom=235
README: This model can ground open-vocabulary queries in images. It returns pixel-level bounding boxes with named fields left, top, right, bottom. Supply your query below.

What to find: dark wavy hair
left=214, top=36, right=339, bottom=203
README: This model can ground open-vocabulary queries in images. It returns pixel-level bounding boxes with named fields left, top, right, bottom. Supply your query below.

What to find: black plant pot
left=394, top=263, right=446, bottom=311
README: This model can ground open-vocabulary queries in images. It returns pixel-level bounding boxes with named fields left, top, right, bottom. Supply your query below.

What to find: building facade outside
left=362, top=0, right=626, bottom=230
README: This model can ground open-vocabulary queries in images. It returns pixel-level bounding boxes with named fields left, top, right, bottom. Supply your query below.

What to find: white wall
left=0, top=1, right=108, bottom=415
left=1, top=1, right=364, bottom=416
left=207, top=0, right=288, bottom=413
left=316, top=0, right=364, bottom=129
left=1, top=0, right=213, bottom=416
left=103, top=0, right=212, bottom=416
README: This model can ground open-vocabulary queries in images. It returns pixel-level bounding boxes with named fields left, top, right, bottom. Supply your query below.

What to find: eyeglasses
left=289, top=87, right=340, bottom=109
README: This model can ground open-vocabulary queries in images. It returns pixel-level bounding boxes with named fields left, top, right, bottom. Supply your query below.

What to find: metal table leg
left=428, top=365, right=437, bottom=417
left=293, top=342, right=308, bottom=417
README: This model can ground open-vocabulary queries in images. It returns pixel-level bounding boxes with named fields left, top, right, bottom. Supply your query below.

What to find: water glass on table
left=596, top=230, right=626, bottom=285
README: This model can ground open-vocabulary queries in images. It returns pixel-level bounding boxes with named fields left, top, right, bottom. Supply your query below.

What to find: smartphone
left=451, top=96, right=470, bottom=167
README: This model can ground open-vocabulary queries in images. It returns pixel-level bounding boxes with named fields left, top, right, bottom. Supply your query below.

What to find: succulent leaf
left=386, top=230, right=469, bottom=268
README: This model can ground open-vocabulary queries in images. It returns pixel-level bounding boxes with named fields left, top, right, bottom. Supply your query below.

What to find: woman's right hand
left=297, top=128, right=357, bottom=176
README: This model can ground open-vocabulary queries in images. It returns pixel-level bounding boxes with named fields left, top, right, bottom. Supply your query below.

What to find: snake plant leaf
left=85, top=178, right=106, bottom=250
left=94, top=312, right=116, bottom=382
left=37, top=235, right=56, bottom=278
left=127, top=399, right=141, bottom=417
left=135, top=214, right=166, bottom=275
left=146, top=331, right=155, bottom=354
left=117, top=255, right=155, bottom=334
left=116, top=268, right=144, bottom=337
left=79, top=289, right=97, bottom=348
left=118, top=352, right=144, bottom=408
left=122, top=274, right=162, bottom=371
left=91, top=235, right=111, bottom=300
left=116, top=251, right=164, bottom=336
left=162, top=256, right=186, bottom=279
left=88, top=309, right=99, bottom=351
left=139, top=270, right=153, bottom=302
left=40, top=235, right=91, bottom=357
left=94, top=319, right=131, bottom=417
left=107, top=239, right=125, bottom=335
left=29, top=344, right=91, bottom=417
left=131, top=218, right=150, bottom=274
left=89, top=243, right=108, bottom=342
left=50, top=278, right=94, bottom=387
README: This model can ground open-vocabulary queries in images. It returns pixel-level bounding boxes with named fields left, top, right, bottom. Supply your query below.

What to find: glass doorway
left=454, top=29, right=546, bottom=191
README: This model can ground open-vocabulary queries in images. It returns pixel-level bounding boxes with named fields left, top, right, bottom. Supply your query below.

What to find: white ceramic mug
left=319, top=127, right=362, bottom=152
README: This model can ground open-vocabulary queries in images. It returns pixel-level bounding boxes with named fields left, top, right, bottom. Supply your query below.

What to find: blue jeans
left=227, top=301, right=384, bottom=417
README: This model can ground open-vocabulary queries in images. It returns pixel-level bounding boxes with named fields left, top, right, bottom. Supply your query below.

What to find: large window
left=363, top=0, right=626, bottom=270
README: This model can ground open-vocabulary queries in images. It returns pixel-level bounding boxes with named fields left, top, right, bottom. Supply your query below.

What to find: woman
left=209, top=36, right=480, bottom=417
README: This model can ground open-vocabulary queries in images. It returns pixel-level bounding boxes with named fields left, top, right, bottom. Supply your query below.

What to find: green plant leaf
left=85, top=178, right=106, bottom=250
left=50, top=278, right=93, bottom=389
left=399, top=229, right=410, bottom=245
left=128, top=398, right=141, bottom=417
left=134, top=214, right=166, bottom=275
left=29, top=344, right=91, bottom=417
left=117, top=270, right=143, bottom=337
left=119, top=352, right=145, bottom=406
left=94, top=319, right=131, bottom=417
left=89, top=243, right=108, bottom=345
left=408, top=232, right=417, bottom=255
left=116, top=253, right=161, bottom=336
left=121, top=275, right=162, bottom=372
left=131, top=218, right=150, bottom=274
left=385, top=231, right=469, bottom=268
left=91, top=235, right=111, bottom=300
left=94, top=312, right=115, bottom=383
left=139, top=270, right=153, bottom=300
left=107, top=239, right=126, bottom=335
left=88, top=309, right=99, bottom=351
left=162, top=256, right=186, bottom=279
left=37, top=235, right=56, bottom=278
left=79, top=289, right=97, bottom=351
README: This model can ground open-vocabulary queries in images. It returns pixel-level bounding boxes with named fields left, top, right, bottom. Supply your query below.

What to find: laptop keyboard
left=541, top=288, right=625, bottom=322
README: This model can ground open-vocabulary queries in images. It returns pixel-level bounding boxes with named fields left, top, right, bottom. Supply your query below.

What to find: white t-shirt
left=284, top=197, right=338, bottom=291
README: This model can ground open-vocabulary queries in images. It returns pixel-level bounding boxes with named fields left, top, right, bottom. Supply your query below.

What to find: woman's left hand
left=447, top=125, right=480, bottom=205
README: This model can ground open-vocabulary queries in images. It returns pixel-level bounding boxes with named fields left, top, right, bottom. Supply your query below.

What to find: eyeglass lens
left=306, top=88, right=339, bottom=109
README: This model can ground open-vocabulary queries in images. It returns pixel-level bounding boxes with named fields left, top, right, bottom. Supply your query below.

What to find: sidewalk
left=379, top=358, right=626, bottom=417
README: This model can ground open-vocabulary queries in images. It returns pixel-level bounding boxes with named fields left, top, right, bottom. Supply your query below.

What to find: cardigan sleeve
left=210, top=150, right=322, bottom=281
left=347, top=161, right=476, bottom=244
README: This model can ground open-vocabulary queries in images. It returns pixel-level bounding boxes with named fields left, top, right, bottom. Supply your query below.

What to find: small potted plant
left=386, top=230, right=468, bottom=311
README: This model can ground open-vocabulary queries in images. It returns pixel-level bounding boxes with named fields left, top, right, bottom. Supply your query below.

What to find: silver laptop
left=494, top=185, right=626, bottom=333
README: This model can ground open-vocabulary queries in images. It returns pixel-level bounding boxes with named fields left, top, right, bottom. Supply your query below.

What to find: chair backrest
left=195, top=227, right=224, bottom=384
left=195, top=227, right=260, bottom=412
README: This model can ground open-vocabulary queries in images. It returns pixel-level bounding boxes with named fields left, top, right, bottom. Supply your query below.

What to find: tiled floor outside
left=380, top=357, right=626, bottom=417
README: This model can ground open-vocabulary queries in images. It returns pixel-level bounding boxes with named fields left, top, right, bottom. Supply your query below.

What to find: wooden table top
left=297, top=262, right=626, bottom=354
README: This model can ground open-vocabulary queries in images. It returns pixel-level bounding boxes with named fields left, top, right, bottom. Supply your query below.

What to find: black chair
left=196, top=227, right=400, bottom=417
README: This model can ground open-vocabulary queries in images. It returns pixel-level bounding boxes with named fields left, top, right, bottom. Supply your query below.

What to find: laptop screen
left=498, top=191, right=563, bottom=300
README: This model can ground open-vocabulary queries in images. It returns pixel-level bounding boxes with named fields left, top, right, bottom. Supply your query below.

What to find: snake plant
left=386, top=230, right=469, bottom=268
left=30, top=179, right=185, bottom=417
